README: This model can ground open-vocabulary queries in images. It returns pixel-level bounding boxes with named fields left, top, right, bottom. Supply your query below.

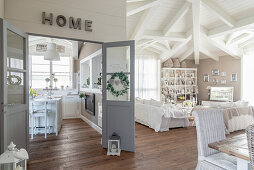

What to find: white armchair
left=193, top=109, right=237, bottom=170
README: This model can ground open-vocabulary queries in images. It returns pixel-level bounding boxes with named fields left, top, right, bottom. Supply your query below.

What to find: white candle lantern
left=107, top=133, right=121, bottom=156
left=0, top=142, right=29, bottom=170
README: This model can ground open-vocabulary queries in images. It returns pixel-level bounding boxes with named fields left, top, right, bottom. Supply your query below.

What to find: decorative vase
left=181, top=61, right=187, bottom=68
left=173, top=58, right=180, bottom=68
left=163, top=58, right=173, bottom=68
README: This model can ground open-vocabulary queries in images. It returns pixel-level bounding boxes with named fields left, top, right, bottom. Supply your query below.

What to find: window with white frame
left=31, top=55, right=72, bottom=89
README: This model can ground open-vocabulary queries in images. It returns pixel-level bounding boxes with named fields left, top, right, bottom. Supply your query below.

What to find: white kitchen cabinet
left=62, top=95, right=80, bottom=119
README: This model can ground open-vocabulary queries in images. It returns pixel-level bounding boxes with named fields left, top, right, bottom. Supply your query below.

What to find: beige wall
left=5, top=0, right=126, bottom=42
left=0, top=0, right=4, bottom=19
left=74, top=42, right=102, bottom=73
left=163, top=56, right=242, bottom=102
left=182, top=56, right=241, bottom=101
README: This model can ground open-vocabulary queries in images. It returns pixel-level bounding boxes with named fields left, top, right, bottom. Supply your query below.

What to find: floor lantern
left=107, top=133, right=121, bottom=156
left=0, top=142, right=29, bottom=170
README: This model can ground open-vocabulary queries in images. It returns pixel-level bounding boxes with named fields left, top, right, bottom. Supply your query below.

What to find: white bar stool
left=30, top=101, right=52, bottom=139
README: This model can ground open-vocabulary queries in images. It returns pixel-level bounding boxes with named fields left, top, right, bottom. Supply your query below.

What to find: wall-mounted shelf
left=161, top=68, right=198, bottom=103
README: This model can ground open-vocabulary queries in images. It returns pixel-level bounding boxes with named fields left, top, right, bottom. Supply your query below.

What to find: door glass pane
left=7, top=71, right=25, bottom=104
left=7, top=30, right=25, bottom=70
left=106, top=74, right=130, bottom=101
left=106, top=46, right=130, bottom=73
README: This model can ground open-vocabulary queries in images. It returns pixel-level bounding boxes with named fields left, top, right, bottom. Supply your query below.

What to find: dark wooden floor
left=28, top=118, right=243, bottom=170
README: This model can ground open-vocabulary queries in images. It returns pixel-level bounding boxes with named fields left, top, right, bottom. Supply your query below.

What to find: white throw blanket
left=135, top=103, right=189, bottom=132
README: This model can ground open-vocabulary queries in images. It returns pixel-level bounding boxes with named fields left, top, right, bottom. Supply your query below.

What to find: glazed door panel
left=0, top=19, right=29, bottom=153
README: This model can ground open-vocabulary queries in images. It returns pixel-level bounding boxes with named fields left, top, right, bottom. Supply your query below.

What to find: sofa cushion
left=204, top=152, right=237, bottom=170
left=143, top=99, right=151, bottom=105
left=150, top=99, right=164, bottom=107
left=135, top=97, right=144, bottom=104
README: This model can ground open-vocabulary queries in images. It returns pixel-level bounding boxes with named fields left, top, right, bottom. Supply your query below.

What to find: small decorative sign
left=36, top=44, right=65, bottom=53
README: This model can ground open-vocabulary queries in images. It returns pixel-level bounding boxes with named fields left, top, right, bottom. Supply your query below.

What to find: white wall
left=5, top=0, right=126, bottom=42
left=0, top=0, right=4, bottom=19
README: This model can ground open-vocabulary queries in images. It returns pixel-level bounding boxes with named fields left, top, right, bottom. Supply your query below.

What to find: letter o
left=56, top=15, right=66, bottom=27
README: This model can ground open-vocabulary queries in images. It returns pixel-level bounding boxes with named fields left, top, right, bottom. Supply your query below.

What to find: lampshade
left=44, top=43, right=60, bottom=61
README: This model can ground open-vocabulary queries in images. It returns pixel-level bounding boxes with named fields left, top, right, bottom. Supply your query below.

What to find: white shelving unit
left=161, top=68, right=198, bottom=103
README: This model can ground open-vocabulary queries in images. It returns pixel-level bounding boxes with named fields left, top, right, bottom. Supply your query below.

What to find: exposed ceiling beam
left=200, top=46, right=219, bottom=61
left=163, top=2, right=191, bottom=36
left=129, top=2, right=159, bottom=40
left=191, top=1, right=200, bottom=64
left=230, top=33, right=254, bottom=45
left=146, top=47, right=162, bottom=54
left=127, top=0, right=158, bottom=17
left=150, top=43, right=168, bottom=52
left=201, top=0, right=235, bottom=27
left=161, top=33, right=192, bottom=62
left=239, top=38, right=254, bottom=48
left=142, top=30, right=187, bottom=41
left=226, top=31, right=245, bottom=45
left=142, top=40, right=158, bottom=48
left=201, top=27, right=241, bottom=59
left=136, top=39, right=154, bottom=48
left=157, top=41, right=170, bottom=50
left=208, top=15, right=254, bottom=38
left=179, top=48, right=193, bottom=62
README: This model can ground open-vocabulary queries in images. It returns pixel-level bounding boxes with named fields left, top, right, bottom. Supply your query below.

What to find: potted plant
left=86, top=77, right=90, bottom=86
left=45, top=78, right=50, bottom=89
left=97, top=73, right=102, bottom=89
left=79, top=93, right=85, bottom=114
left=53, top=78, right=58, bottom=89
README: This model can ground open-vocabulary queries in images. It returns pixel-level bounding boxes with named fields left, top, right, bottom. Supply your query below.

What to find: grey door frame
left=0, top=18, right=29, bottom=153
left=102, top=40, right=135, bottom=152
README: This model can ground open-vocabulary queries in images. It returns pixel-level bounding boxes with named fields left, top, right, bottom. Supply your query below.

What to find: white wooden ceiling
left=127, top=0, right=254, bottom=64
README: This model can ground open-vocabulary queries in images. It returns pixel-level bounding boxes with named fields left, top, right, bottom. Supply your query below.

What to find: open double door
left=0, top=19, right=135, bottom=153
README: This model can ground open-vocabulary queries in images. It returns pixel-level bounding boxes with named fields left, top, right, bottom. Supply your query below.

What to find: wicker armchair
left=246, top=125, right=254, bottom=169
left=193, top=109, right=237, bottom=170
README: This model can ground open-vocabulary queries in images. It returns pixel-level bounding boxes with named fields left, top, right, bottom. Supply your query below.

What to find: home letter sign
left=42, top=12, right=93, bottom=32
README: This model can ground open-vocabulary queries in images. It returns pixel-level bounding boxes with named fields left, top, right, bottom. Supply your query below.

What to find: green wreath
left=106, top=72, right=130, bottom=97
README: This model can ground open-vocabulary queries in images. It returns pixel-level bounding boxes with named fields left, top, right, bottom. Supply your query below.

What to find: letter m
left=69, top=17, right=81, bottom=30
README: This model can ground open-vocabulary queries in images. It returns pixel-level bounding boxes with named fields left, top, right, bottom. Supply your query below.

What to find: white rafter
left=142, top=30, right=187, bottom=41
left=163, top=2, right=191, bottom=36
left=136, top=39, right=154, bottom=48
left=201, top=0, right=235, bottom=27
left=191, top=0, right=200, bottom=64
left=200, top=46, right=219, bottom=61
left=129, top=1, right=159, bottom=40
left=208, top=15, right=254, bottom=38
left=201, top=27, right=241, bottom=59
left=146, top=47, right=162, bottom=54
left=127, top=0, right=158, bottom=17
left=179, top=48, right=193, bottom=62
left=161, top=33, right=192, bottom=62
left=142, top=40, right=158, bottom=49
left=239, top=38, right=254, bottom=48
left=230, top=33, right=254, bottom=46
left=150, top=43, right=168, bottom=52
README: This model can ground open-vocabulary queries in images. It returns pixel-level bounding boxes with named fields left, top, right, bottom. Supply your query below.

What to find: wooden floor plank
left=28, top=118, right=243, bottom=170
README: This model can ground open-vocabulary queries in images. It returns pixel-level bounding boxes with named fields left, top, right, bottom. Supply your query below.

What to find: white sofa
left=135, top=98, right=189, bottom=132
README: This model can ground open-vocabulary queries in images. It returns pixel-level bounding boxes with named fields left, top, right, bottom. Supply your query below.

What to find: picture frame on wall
left=221, top=72, right=226, bottom=77
left=221, top=79, right=226, bottom=84
left=204, top=74, right=209, bottom=82
left=213, top=78, right=219, bottom=85
left=212, top=69, right=219, bottom=76
left=231, top=73, right=237, bottom=82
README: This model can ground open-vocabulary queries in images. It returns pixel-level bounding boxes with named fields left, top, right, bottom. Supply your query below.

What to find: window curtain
left=135, top=55, right=160, bottom=100
left=242, top=53, right=254, bottom=105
